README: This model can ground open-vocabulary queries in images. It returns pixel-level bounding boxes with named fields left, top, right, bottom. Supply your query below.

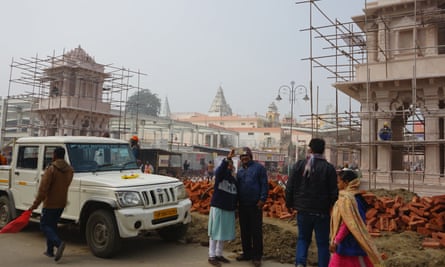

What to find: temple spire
left=208, top=85, right=232, bottom=117
left=160, top=96, right=171, bottom=118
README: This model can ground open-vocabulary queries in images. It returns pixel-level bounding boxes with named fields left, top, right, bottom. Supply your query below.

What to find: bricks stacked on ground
left=363, top=192, right=445, bottom=248
left=183, top=179, right=296, bottom=219
left=263, top=180, right=295, bottom=219
left=184, top=180, right=213, bottom=215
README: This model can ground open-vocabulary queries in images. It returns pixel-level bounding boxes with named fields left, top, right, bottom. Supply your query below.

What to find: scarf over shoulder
left=330, top=178, right=384, bottom=267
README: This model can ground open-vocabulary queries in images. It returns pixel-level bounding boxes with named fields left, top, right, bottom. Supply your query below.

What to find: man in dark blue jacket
left=235, top=147, right=268, bottom=267
left=285, top=138, right=338, bottom=267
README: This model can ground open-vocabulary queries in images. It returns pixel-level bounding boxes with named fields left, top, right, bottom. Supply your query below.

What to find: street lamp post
left=276, top=81, right=309, bottom=175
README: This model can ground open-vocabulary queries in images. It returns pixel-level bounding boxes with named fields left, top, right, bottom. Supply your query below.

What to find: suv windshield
left=66, top=143, right=138, bottom=172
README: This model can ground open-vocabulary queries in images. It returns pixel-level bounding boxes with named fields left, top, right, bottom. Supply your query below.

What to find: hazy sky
left=0, top=0, right=365, bottom=119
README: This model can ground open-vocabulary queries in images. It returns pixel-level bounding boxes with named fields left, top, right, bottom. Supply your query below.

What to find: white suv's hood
left=75, top=171, right=180, bottom=187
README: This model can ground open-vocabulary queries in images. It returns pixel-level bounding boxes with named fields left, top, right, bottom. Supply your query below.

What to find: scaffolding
left=3, top=47, right=147, bottom=142
left=296, top=0, right=445, bottom=195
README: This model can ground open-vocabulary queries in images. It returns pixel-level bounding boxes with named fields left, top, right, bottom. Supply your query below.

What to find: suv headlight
left=176, top=184, right=188, bottom=200
left=116, top=191, right=143, bottom=207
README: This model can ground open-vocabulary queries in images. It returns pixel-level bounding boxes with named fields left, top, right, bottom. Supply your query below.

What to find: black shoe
left=236, top=254, right=251, bottom=261
left=253, top=260, right=262, bottom=267
left=208, top=257, right=222, bottom=267
left=54, top=242, right=65, bottom=262
left=215, top=256, right=230, bottom=263
left=43, top=251, right=54, bottom=257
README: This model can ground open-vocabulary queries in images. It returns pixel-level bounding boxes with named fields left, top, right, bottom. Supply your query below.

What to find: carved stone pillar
left=377, top=118, right=392, bottom=173
left=375, top=92, right=393, bottom=181
left=359, top=100, right=376, bottom=177
left=377, top=18, right=389, bottom=62
left=366, top=22, right=378, bottom=63
left=424, top=114, right=440, bottom=183
left=424, top=25, right=437, bottom=56
left=424, top=87, right=441, bottom=183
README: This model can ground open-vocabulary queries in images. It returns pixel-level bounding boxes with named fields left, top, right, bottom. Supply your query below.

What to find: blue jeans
left=40, top=208, right=64, bottom=255
left=296, top=211, right=330, bottom=267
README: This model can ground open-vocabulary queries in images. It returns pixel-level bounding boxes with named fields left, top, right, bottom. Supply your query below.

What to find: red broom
left=0, top=210, right=32, bottom=233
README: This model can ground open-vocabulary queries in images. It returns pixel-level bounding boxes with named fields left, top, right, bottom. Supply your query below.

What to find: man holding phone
left=235, top=147, right=268, bottom=267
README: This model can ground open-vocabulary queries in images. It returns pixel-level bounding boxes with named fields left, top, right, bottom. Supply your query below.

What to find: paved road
left=0, top=222, right=295, bottom=267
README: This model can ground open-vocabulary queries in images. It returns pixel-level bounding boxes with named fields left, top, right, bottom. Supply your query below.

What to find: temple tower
left=35, top=46, right=113, bottom=136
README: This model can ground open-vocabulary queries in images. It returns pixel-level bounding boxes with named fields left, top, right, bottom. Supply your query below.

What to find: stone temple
left=334, top=0, right=445, bottom=195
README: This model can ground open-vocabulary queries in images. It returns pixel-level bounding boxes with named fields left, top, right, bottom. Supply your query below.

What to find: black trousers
left=238, top=204, right=263, bottom=261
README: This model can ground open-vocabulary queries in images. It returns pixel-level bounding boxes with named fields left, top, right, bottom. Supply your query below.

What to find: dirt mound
left=375, top=231, right=445, bottom=267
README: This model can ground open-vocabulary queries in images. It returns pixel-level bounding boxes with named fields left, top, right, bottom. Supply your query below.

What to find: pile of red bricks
left=184, top=179, right=213, bottom=215
left=263, top=180, right=295, bottom=219
left=184, top=179, right=294, bottom=219
left=363, top=192, right=445, bottom=248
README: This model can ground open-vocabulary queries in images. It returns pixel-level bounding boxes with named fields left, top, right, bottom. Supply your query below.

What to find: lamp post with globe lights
left=276, top=81, right=309, bottom=175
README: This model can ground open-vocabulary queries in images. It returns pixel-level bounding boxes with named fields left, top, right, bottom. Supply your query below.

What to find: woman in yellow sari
left=329, top=169, right=384, bottom=267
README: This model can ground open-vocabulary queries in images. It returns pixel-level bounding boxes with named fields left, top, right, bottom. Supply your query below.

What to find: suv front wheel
left=85, top=209, right=121, bottom=258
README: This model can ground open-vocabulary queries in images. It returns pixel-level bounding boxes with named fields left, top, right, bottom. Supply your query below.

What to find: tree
left=126, top=89, right=161, bottom=116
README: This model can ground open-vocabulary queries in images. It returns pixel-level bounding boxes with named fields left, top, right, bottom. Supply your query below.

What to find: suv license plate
left=154, top=208, right=178, bottom=220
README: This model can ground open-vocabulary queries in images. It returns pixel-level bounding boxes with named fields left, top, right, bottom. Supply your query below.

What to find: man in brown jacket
left=30, top=147, right=73, bottom=262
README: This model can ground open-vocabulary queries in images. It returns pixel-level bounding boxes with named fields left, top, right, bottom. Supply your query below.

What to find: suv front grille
left=141, top=187, right=176, bottom=207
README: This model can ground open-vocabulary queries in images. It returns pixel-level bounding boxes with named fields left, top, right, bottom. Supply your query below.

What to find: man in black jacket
left=285, top=138, right=338, bottom=267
